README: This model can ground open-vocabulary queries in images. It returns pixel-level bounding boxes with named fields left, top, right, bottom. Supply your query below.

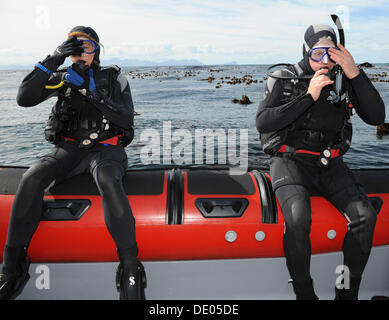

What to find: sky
left=1, top=0, right=389, bottom=65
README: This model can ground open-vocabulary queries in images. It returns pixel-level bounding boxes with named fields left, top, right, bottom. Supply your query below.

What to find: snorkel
left=327, top=14, right=345, bottom=104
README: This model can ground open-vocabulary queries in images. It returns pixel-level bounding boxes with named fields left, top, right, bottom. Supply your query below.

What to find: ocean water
left=0, top=64, right=388, bottom=170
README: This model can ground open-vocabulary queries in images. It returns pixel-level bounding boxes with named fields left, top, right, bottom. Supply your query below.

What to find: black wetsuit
left=6, top=63, right=138, bottom=257
left=256, top=61, right=385, bottom=297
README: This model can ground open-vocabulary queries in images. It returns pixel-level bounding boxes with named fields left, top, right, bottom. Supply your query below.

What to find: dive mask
left=309, top=46, right=338, bottom=63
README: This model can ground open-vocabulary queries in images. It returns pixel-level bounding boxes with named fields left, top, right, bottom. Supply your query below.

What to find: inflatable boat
left=1, top=165, right=388, bottom=263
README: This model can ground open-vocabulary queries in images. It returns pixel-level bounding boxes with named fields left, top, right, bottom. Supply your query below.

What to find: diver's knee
left=345, top=199, right=377, bottom=230
left=284, top=195, right=312, bottom=235
left=19, top=159, right=56, bottom=190
left=94, top=164, right=122, bottom=192
left=344, top=199, right=377, bottom=253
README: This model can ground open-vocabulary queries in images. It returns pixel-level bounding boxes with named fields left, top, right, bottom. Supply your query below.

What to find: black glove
left=118, top=127, right=134, bottom=147
left=63, top=61, right=91, bottom=90
left=70, top=60, right=90, bottom=78
left=41, top=37, right=84, bottom=71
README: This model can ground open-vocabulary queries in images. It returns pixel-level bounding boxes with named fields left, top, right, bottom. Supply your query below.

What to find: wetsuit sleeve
left=350, top=69, right=385, bottom=125
left=112, top=72, right=134, bottom=128
left=16, top=67, right=63, bottom=107
left=91, top=72, right=134, bottom=130
left=256, top=74, right=315, bottom=133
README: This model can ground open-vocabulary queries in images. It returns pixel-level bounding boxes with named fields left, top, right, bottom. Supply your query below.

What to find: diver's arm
left=16, top=67, right=63, bottom=107
left=350, top=69, right=386, bottom=125
left=256, top=78, right=315, bottom=133
left=91, top=73, right=134, bottom=130
left=17, top=38, right=84, bottom=107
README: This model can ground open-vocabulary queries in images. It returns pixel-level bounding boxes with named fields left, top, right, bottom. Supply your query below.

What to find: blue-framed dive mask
left=309, top=46, right=338, bottom=63
left=79, top=39, right=98, bottom=55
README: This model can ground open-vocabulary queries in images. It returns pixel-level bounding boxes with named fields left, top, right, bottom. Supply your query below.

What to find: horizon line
left=0, top=62, right=387, bottom=70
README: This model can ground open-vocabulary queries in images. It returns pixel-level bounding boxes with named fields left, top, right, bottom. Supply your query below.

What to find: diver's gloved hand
left=64, top=61, right=97, bottom=93
left=118, top=127, right=135, bottom=147
left=64, top=67, right=86, bottom=88
left=41, top=37, right=84, bottom=72
left=64, top=61, right=89, bottom=87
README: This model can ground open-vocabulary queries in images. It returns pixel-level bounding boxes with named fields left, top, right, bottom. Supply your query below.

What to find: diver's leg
left=91, top=146, right=145, bottom=300
left=270, top=155, right=318, bottom=299
left=0, top=246, right=30, bottom=300
left=275, top=184, right=318, bottom=300
left=321, top=160, right=377, bottom=300
left=0, top=143, right=82, bottom=300
left=92, top=158, right=138, bottom=251
left=337, top=198, right=377, bottom=300
left=6, top=157, right=58, bottom=246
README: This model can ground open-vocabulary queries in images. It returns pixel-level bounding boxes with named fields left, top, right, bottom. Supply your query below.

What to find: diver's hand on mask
left=42, top=37, right=84, bottom=71
left=328, top=43, right=360, bottom=79
left=307, top=68, right=334, bottom=101
left=55, top=36, right=84, bottom=58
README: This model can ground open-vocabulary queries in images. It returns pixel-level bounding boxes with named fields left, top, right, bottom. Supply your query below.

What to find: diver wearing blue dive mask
left=0, top=26, right=146, bottom=301
left=256, top=20, right=385, bottom=300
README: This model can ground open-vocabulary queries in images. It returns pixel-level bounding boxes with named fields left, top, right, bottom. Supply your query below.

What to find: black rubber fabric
left=5, top=141, right=137, bottom=251
left=272, top=154, right=377, bottom=285
left=0, top=245, right=31, bottom=300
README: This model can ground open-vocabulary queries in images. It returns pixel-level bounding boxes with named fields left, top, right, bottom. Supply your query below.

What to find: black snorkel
left=331, top=14, right=345, bottom=48
left=327, top=14, right=345, bottom=104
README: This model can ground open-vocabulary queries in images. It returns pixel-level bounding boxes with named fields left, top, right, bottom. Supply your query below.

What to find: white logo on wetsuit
left=273, top=176, right=289, bottom=185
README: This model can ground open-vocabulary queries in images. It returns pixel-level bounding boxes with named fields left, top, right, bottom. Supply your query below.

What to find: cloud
left=0, top=0, right=388, bottom=65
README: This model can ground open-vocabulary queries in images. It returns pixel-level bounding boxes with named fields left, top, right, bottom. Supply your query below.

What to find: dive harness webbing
left=276, top=145, right=341, bottom=166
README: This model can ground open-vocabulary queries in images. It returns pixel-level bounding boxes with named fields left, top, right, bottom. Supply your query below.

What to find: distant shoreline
left=1, top=62, right=389, bottom=71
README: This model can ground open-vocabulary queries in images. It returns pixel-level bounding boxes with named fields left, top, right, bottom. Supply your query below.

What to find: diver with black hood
left=256, top=17, right=385, bottom=299
left=0, top=26, right=146, bottom=300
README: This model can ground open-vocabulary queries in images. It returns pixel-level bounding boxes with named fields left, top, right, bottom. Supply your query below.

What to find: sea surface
left=1, top=64, right=389, bottom=170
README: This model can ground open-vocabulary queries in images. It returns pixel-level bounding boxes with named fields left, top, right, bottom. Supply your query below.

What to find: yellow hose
left=45, top=81, right=64, bottom=89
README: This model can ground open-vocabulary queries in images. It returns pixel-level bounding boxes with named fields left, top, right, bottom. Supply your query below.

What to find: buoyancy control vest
left=260, top=63, right=354, bottom=156
left=45, top=65, right=133, bottom=148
